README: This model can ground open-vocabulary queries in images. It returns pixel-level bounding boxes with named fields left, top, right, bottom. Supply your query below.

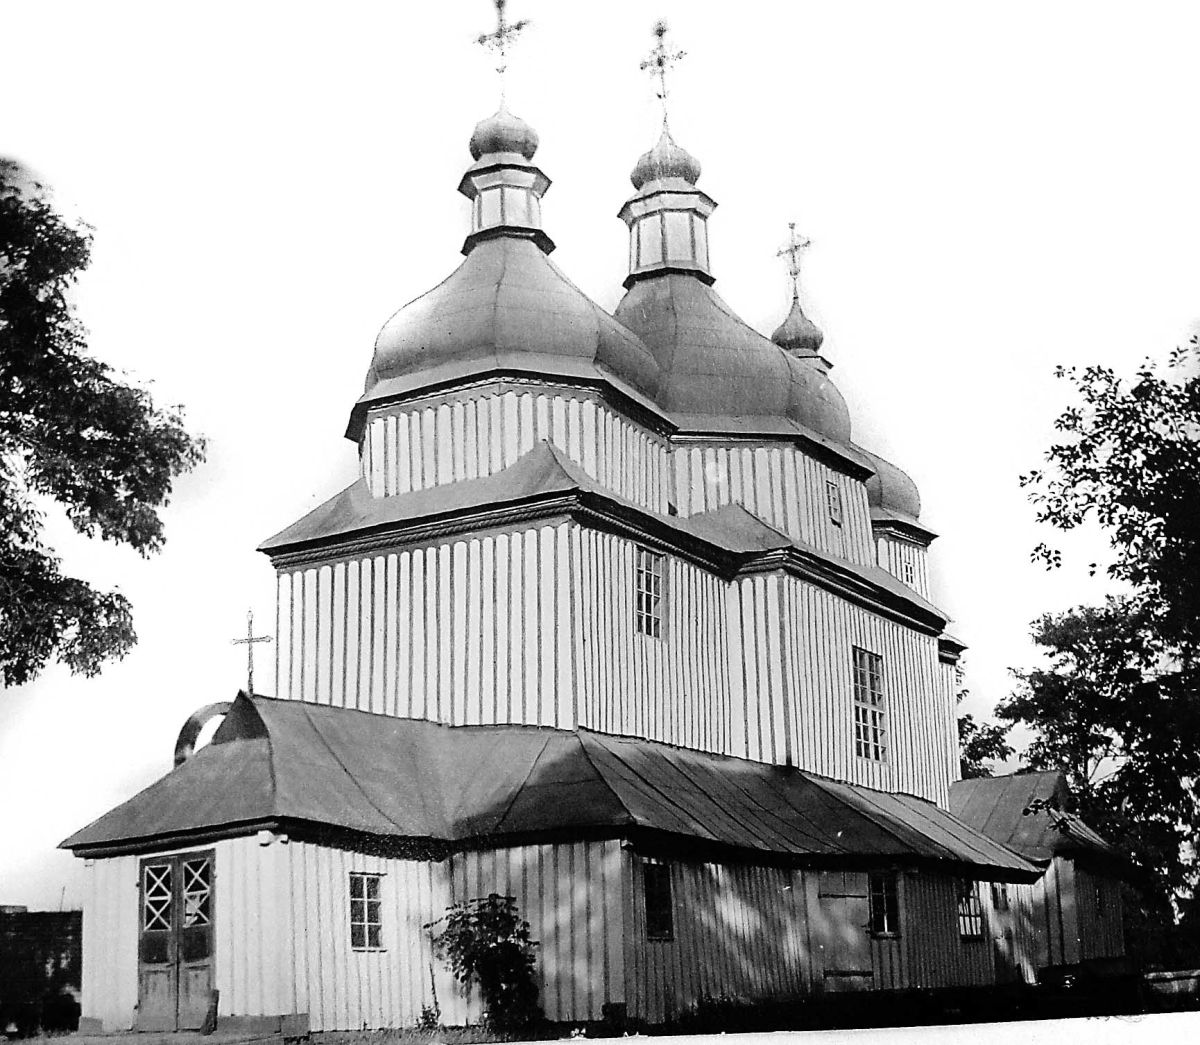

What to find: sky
left=2, top=0, right=1198, bottom=910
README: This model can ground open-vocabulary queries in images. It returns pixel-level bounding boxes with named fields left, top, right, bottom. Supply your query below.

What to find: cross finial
left=777, top=221, right=812, bottom=301
left=231, top=609, right=272, bottom=697
left=640, top=19, right=686, bottom=128
left=476, top=0, right=530, bottom=105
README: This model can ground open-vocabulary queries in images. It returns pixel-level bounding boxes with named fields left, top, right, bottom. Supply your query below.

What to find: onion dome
left=772, top=294, right=825, bottom=358
left=614, top=275, right=852, bottom=442
left=857, top=446, right=922, bottom=520
left=614, top=133, right=851, bottom=443
left=469, top=106, right=539, bottom=161
left=351, top=114, right=661, bottom=435
left=631, top=124, right=702, bottom=189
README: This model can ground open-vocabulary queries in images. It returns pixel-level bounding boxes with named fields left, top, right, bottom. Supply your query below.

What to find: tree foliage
left=0, top=159, right=205, bottom=687
left=428, top=894, right=542, bottom=1032
left=1008, top=344, right=1200, bottom=945
left=957, top=702, right=1013, bottom=779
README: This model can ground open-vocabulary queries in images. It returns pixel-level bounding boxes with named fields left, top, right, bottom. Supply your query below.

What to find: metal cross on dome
left=231, top=609, right=272, bottom=696
left=777, top=222, right=812, bottom=300
left=640, top=20, right=687, bottom=127
left=476, top=0, right=530, bottom=104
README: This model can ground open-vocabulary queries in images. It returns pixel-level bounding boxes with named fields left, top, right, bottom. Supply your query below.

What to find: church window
left=990, top=881, right=1009, bottom=912
left=901, top=558, right=915, bottom=586
left=643, top=862, right=674, bottom=940
left=852, top=647, right=886, bottom=761
left=868, top=871, right=899, bottom=936
left=664, top=210, right=691, bottom=262
left=957, top=880, right=984, bottom=938
left=826, top=481, right=843, bottom=526
left=349, top=872, right=383, bottom=950
left=635, top=547, right=665, bottom=638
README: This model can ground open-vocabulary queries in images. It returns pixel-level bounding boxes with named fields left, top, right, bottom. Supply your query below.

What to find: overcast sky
left=3, top=1, right=1198, bottom=910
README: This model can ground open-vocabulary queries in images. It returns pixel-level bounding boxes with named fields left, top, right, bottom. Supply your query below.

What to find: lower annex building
left=62, top=44, right=1075, bottom=1032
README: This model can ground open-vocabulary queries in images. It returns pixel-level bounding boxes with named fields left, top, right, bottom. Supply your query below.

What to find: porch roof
left=948, top=771, right=1118, bottom=866
left=62, top=695, right=1037, bottom=881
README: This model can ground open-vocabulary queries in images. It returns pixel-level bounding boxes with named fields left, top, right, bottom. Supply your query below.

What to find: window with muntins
left=643, top=862, right=674, bottom=940
left=852, top=647, right=886, bottom=762
left=869, top=871, right=899, bottom=936
left=349, top=872, right=383, bottom=949
left=958, top=880, right=984, bottom=938
left=826, top=480, right=843, bottom=526
left=990, top=881, right=1009, bottom=912
left=635, top=547, right=665, bottom=638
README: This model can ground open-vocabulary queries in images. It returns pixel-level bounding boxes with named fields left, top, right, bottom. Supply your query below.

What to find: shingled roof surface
left=949, top=771, right=1116, bottom=865
left=64, top=695, right=1035, bottom=880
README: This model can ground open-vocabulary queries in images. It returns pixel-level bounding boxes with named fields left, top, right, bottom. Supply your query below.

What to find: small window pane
left=503, top=186, right=530, bottom=225
left=480, top=188, right=502, bottom=227
left=664, top=211, right=691, bottom=262
left=638, top=215, right=663, bottom=267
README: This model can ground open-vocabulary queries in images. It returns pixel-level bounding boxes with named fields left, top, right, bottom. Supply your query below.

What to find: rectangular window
left=869, top=871, right=899, bottom=936
left=1095, top=881, right=1105, bottom=913
left=990, top=881, right=1009, bottom=912
left=349, top=872, right=383, bottom=950
left=958, top=880, right=984, bottom=938
left=852, top=647, right=886, bottom=762
left=635, top=547, right=665, bottom=639
left=643, top=862, right=673, bottom=941
left=826, top=480, right=843, bottom=526
left=901, top=559, right=915, bottom=586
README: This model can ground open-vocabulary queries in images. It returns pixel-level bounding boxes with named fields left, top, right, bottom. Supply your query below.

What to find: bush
left=428, top=894, right=542, bottom=1032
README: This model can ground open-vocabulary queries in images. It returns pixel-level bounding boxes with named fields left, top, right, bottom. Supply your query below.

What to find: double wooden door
left=137, top=851, right=215, bottom=1030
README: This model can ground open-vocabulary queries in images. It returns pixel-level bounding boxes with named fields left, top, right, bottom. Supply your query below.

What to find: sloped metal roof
left=949, top=771, right=1117, bottom=865
left=63, top=695, right=1036, bottom=880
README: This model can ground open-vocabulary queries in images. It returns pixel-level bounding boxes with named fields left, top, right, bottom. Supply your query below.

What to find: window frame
left=642, top=861, right=674, bottom=942
left=990, top=881, right=1009, bottom=912
left=957, top=879, right=985, bottom=940
left=634, top=546, right=666, bottom=640
left=349, top=871, right=385, bottom=951
left=852, top=646, right=887, bottom=763
left=826, top=480, right=844, bottom=527
left=868, top=871, right=900, bottom=938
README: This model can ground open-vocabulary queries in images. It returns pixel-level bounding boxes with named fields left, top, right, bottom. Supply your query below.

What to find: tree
left=1, top=159, right=205, bottom=687
left=1008, top=344, right=1200, bottom=958
left=957, top=703, right=1013, bottom=779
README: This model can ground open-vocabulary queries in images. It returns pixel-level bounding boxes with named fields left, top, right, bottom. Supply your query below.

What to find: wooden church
left=62, top=16, right=1045, bottom=1034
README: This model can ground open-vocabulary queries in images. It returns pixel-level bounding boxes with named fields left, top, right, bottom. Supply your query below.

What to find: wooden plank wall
left=874, top=535, right=929, bottom=599
left=447, top=841, right=626, bottom=1023
left=573, top=529, right=735, bottom=754
left=902, top=873, right=994, bottom=989
left=1073, top=862, right=1125, bottom=960
left=275, top=523, right=576, bottom=728
left=80, top=855, right=139, bottom=1031
left=362, top=390, right=670, bottom=514
left=777, top=575, right=954, bottom=804
left=276, top=839, right=456, bottom=1032
left=624, top=854, right=812, bottom=1024
left=672, top=443, right=874, bottom=566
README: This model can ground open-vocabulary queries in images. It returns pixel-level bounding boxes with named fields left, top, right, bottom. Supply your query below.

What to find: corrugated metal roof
left=63, top=696, right=1036, bottom=880
left=948, top=771, right=1116, bottom=865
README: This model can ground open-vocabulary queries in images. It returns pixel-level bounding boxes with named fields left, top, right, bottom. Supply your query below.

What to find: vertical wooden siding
left=362, top=391, right=670, bottom=515
left=80, top=855, right=139, bottom=1031
left=572, top=528, right=734, bottom=753
left=672, top=443, right=874, bottom=566
left=875, top=535, right=930, bottom=599
left=278, top=840, right=456, bottom=1032
left=1072, top=863, right=1125, bottom=960
left=448, top=841, right=626, bottom=1023
left=776, top=575, right=954, bottom=804
left=625, top=854, right=812, bottom=1024
left=902, top=873, right=993, bottom=989
left=276, top=524, right=575, bottom=729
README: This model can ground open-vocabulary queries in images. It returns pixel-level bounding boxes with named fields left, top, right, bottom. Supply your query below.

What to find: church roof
left=948, top=771, right=1118, bottom=867
left=257, top=442, right=947, bottom=632
left=62, top=695, right=1037, bottom=880
left=614, top=274, right=853, bottom=443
